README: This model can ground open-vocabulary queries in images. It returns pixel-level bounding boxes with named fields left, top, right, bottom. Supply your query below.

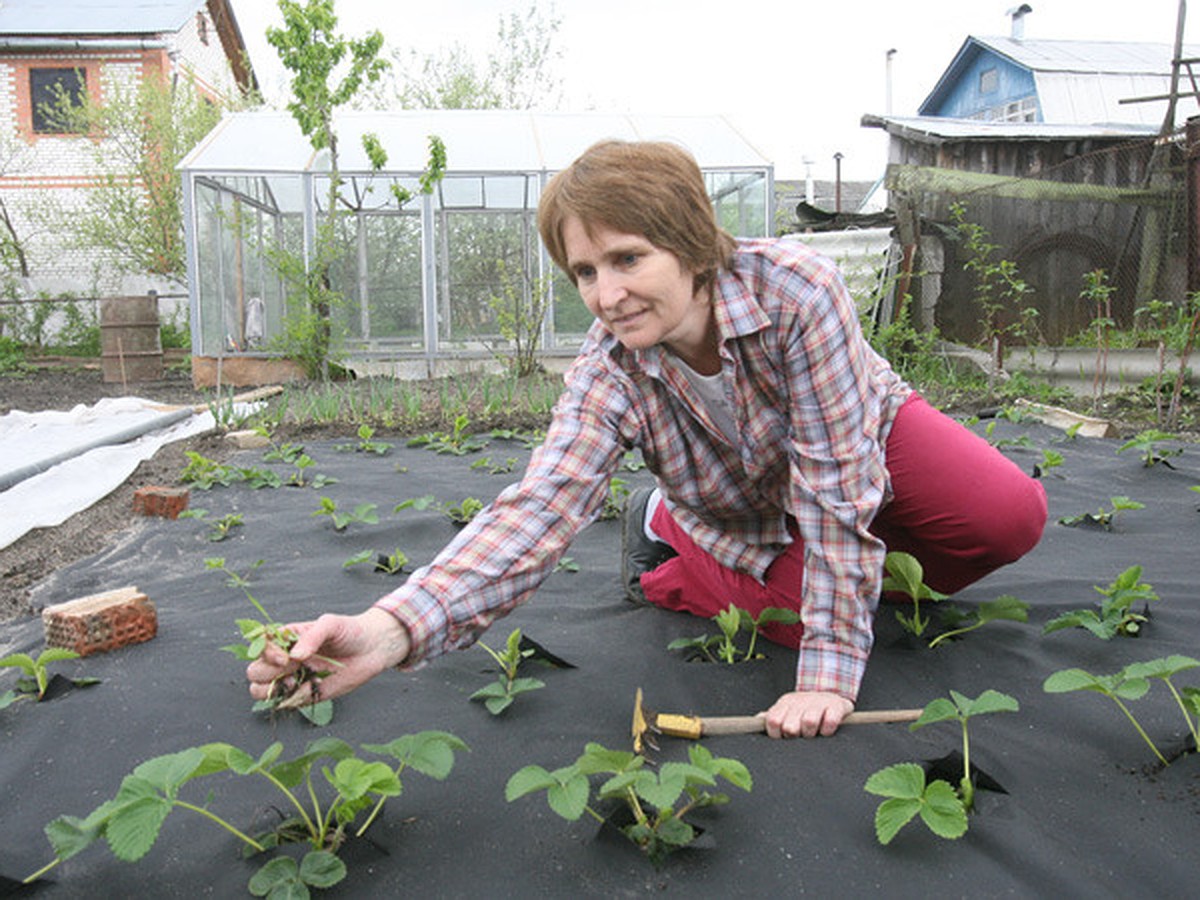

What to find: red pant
left=640, top=394, right=1048, bottom=648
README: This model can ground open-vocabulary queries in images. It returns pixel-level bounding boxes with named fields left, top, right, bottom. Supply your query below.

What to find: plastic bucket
left=100, top=296, right=163, bottom=383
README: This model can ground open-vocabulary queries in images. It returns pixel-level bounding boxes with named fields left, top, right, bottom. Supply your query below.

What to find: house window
left=197, top=11, right=210, bottom=45
left=979, top=67, right=998, bottom=94
left=30, top=67, right=87, bottom=133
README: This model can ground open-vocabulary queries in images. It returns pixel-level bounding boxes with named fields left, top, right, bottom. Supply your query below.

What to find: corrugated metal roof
left=862, top=114, right=1156, bottom=142
left=1035, top=71, right=1200, bottom=127
left=180, top=110, right=773, bottom=175
left=0, top=0, right=204, bottom=36
left=979, top=36, right=1200, bottom=75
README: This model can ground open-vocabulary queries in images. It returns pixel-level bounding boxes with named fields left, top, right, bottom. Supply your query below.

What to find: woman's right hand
left=246, top=607, right=411, bottom=706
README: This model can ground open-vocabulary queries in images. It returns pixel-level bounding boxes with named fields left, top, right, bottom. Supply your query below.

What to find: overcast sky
left=227, top=0, right=1200, bottom=181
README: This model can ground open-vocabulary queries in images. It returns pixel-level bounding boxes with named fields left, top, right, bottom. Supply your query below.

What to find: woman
left=248, top=140, right=1047, bottom=738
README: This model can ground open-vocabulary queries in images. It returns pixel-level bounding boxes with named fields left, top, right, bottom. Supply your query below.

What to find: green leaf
left=505, top=765, right=558, bottom=801
left=976, top=595, right=1029, bottom=624
left=364, top=731, right=468, bottom=780
left=874, top=796, right=922, bottom=844
left=919, top=779, right=969, bottom=839
left=864, top=762, right=925, bottom=800
left=654, top=815, right=695, bottom=847
left=37, top=647, right=81, bottom=665
left=328, top=759, right=401, bottom=804
left=911, top=697, right=959, bottom=730
left=0, top=653, right=35, bottom=674
left=248, top=855, right=302, bottom=898
left=689, top=744, right=753, bottom=792
left=269, top=738, right=355, bottom=787
left=132, top=748, right=209, bottom=794
left=961, top=689, right=1020, bottom=718
left=1043, top=667, right=1105, bottom=693
left=104, top=794, right=173, bottom=862
left=298, top=849, right=346, bottom=888
left=484, top=694, right=514, bottom=715
left=576, top=743, right=640, bottom=776
left=1123, top=655, right=1200, bottom=681
left=546, top=773, right=591, bottom=820
left=754, top=606, right=802, bottom=626
left=636, top=771, right=688, bottom=810
left=343, top=549, right=373, bottom=568
left=882, top=551, right=924, bottom=601
left=44, top=815, right=105, bottom=861
left=297, top=699, right=334, bottom=726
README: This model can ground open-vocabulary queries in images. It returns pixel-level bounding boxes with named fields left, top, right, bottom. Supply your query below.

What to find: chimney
left=1008, top=4, right=1032, bottom=40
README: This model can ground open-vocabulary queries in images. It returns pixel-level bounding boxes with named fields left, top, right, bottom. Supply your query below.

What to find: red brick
left=42, top=586, right=158, bottom=657
left=133, top=485, right=190, bottom=519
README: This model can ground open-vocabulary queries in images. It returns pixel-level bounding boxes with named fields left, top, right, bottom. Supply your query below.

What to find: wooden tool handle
left=700, top=714, right=768, bottom=736
left=844, top=708, right=924, bottom=724
left=698, top=707, right=923, bottom=736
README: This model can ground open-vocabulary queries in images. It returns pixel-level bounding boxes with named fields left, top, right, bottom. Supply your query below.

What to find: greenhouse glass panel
left=550, top=269, right=590, bottom=347
left=330, top=212, right=423, bottom=349
left=434, top=210, right=536, bottom=349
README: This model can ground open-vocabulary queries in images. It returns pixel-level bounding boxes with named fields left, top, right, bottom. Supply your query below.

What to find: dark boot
left=620, top=487, right=677, bottom=605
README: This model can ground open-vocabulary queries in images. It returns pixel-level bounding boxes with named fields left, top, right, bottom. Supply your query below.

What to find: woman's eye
left=620, top=253, right=638, bottom=267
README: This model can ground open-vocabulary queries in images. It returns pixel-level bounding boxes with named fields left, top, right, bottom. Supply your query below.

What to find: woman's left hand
left=763, top=690, right=854, bottom=738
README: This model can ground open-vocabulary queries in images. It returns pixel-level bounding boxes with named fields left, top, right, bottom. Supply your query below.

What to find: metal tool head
left=631, top=687, right=659, bottom=754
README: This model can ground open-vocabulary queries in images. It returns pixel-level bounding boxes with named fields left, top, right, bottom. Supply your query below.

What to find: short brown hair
left=538, top=140, right=736, bottom=288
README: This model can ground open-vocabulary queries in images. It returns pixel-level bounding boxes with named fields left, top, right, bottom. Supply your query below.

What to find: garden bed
left=0, top=411, right=1197, bottom=896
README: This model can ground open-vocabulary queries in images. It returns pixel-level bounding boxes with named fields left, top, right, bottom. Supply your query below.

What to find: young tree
left=265, top=0, right=444, bottom=377
left=47, top=73, right=228, bottom=284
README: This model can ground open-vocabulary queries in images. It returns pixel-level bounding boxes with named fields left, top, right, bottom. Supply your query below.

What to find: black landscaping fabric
left=2, top=418, right=1198, bottom=898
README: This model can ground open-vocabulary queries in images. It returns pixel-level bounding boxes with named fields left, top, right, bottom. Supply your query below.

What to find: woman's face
left=562, top=216, right=714, bottom=365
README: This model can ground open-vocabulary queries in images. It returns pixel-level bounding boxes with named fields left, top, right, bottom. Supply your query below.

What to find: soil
left=1, top=361, right=235, bottom=619
left=2, top=356, right=1196, bottom=624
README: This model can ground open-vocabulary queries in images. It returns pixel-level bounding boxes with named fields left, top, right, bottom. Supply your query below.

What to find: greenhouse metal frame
left=179, top=110, right=774, bottom=374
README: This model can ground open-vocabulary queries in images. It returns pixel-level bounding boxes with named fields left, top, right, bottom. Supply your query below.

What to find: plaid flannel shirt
left=376, top=238, right=911, bottom=699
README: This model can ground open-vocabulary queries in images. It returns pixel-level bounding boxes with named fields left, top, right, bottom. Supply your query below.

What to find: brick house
left=0, top=0, right=256, bottom=302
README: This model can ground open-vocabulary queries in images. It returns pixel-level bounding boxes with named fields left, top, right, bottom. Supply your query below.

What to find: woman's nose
left=596, top=269, right=627, bottom=308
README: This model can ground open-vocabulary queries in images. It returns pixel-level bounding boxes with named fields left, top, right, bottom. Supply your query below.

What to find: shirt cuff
left=373, top=583, right=450, bottom=669
left=794, top=638, right=868, bottom=701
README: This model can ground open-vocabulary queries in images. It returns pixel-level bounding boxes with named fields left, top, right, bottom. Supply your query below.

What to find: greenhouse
left=179, top=110, right=774, bottom=376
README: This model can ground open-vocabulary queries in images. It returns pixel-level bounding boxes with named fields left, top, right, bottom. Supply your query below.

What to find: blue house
left=919, top=31, right=1200, bottom=128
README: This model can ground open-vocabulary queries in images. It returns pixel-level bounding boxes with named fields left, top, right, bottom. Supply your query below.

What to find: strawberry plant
left=928, top=595, right=1029, bottom=648
left=343, top=547, right=410, bottom=574
left=469, top=455, right=518, bottom=474
left=394, top=494, right=483, bottom=526
left=863, top=763, right=967, bottom=845
left=407, top=413, right=488, bottom=455
left=1057, top=495, right=1144, bottom=530
left=1042, top=564, right=1158, bottom=639
left=882, top=551, right=948, bottom=638
left=667, top=604, right=800, bottom=663
left=506, top=742, right=751, bottom=865
left=0, top=647, right=97, bottom=705
left=209, top=557, right=335, bottom=726
left=470, top=628, right=545, bottom=715
left=1044, top=656, right=1200, bottom=766
left=312, top=497, right=379, bottom=532
left=1117, top=429, right=1184, bottom=468
left=336, top=423, right=392, bottom=455
left=25, top=732, right=467, bottom=896
left=865, top=689, right=1018, bottom=844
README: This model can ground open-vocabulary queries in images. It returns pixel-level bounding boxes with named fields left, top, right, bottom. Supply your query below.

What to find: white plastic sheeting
left=0, top=398, right=217, bottom=551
